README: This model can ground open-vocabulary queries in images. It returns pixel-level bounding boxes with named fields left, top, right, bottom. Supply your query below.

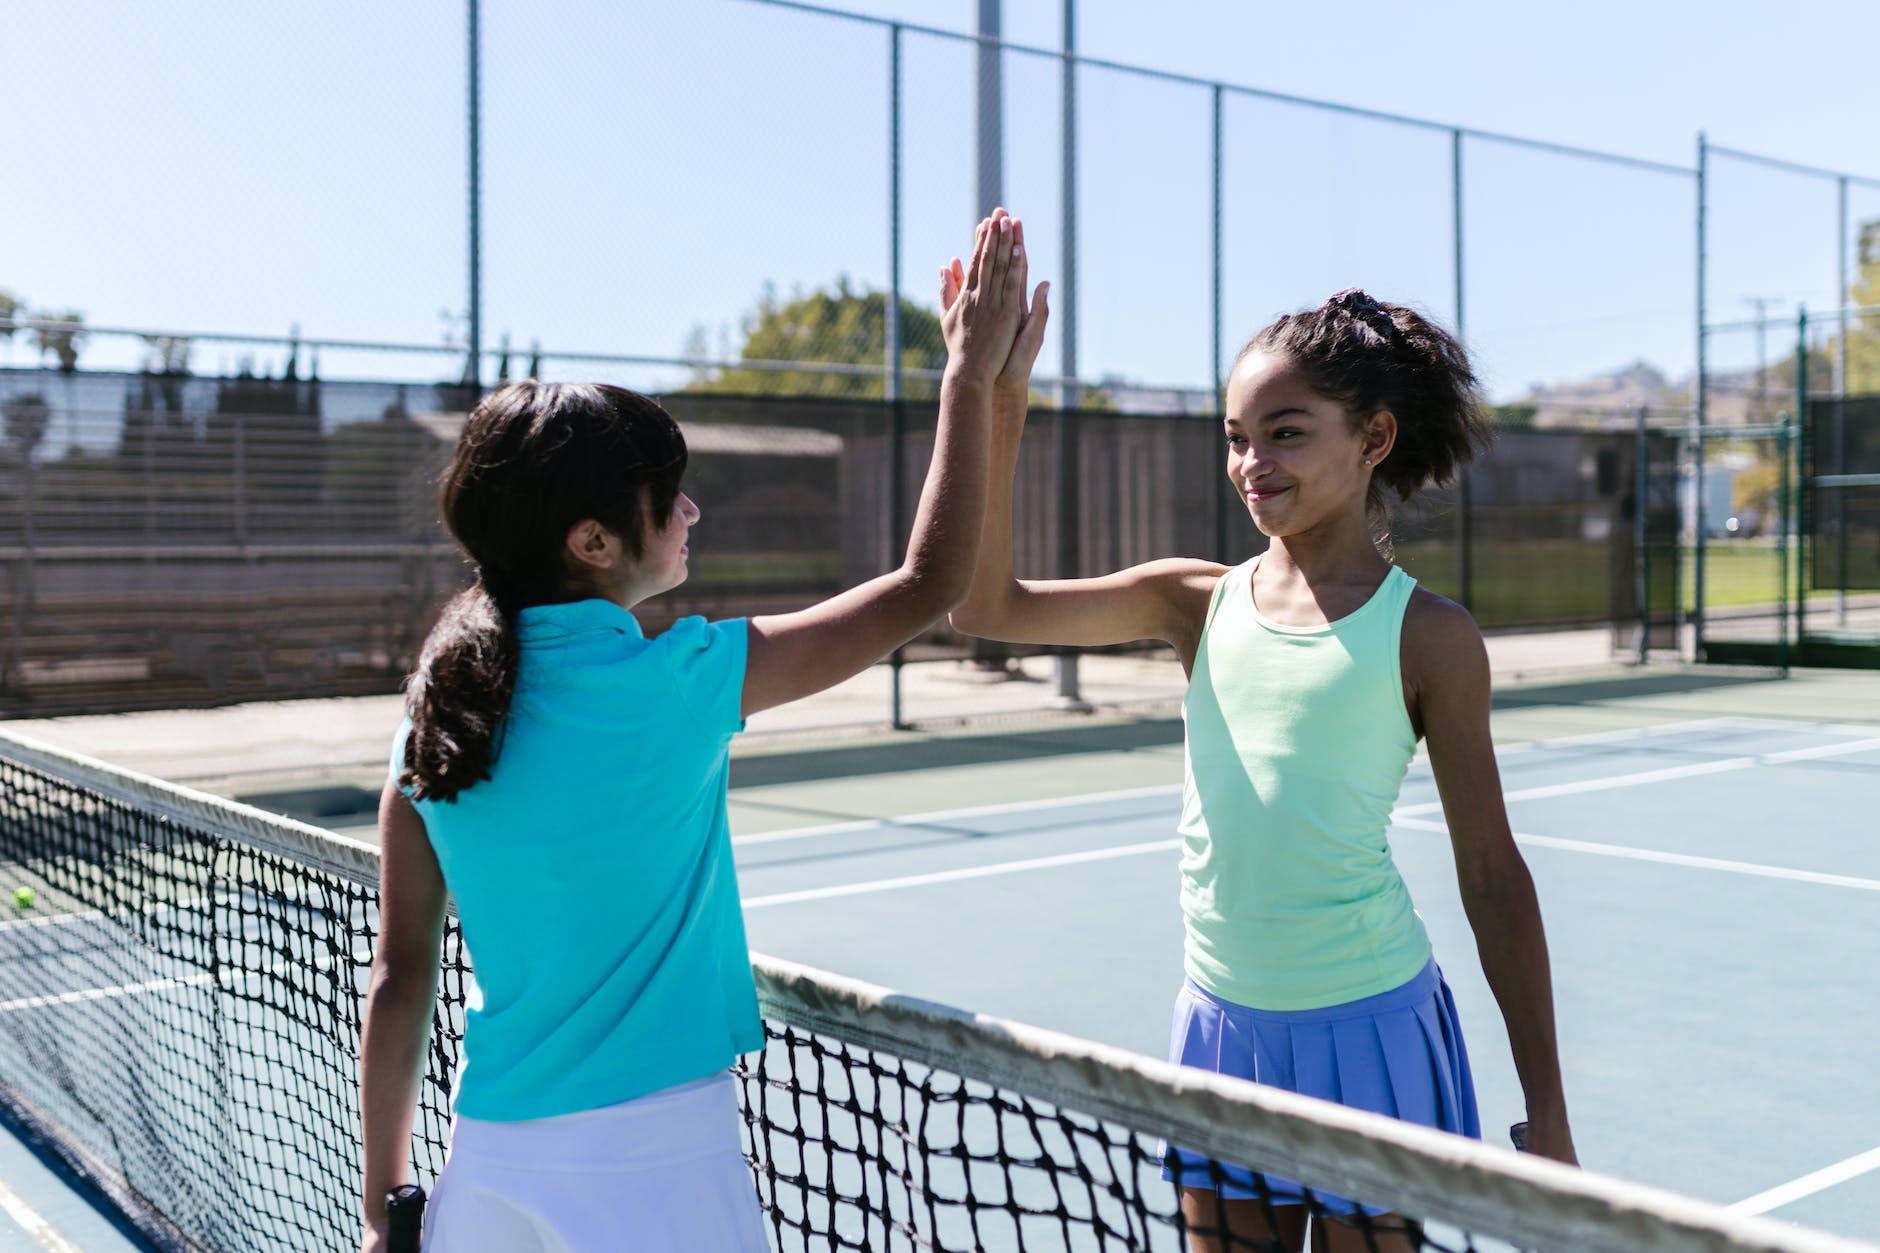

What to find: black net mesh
left=737, top=1021, right=1488, bottom=1253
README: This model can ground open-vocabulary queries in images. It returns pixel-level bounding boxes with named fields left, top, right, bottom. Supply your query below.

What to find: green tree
left=690, top=278, right=946, bottom=400
left=0, top=289, right=23, bottom=342
left=1843, top=219, right=1880, bottom=393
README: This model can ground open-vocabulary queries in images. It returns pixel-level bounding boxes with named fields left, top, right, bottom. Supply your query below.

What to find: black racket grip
left=386, top=1183, right=427, bottom=1252
left=1509, top=1121, right=1529, bottom=1152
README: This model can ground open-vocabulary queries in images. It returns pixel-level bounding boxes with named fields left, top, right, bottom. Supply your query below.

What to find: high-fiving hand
left=938, top=208, right=1038, bottom=391
left=941, top=210, right=1049, bottom=401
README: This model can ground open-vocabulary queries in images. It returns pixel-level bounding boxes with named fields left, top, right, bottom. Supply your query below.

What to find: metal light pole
left=968, top=0, right=1014, bottom=680
left=976, top=0, right=1002, bottom=219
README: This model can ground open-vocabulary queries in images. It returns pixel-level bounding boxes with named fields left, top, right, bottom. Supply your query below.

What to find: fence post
left=1794, top=308, right=1809, bottom=651
left=1051, top=0, right=1086, bottom=709
left=1211, top=82, right=1227, bottom=564
left=465, top=0, right=482, bottom=389
left=1634, top=405, right=1649, bottom=665
left=1451, top=128, right=1472, bottom=610
left=887, top=22, right=907, bottom=730
left=1779, top=311, right=1804, bottom=672
left=1693, top=131, right=1709, bottom=661
left=233, top=411, right=248, bottom=547
left=7, top=453, right=36, bottom=691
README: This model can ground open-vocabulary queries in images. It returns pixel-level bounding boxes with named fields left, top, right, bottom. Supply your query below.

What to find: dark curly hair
left=401, top=382, right=687, bottom=802
left=1243, top=289, right=1492, bottom=530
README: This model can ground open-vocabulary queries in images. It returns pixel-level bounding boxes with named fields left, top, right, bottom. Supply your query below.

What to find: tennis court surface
left=0, top=663, right=1874, bottom=1250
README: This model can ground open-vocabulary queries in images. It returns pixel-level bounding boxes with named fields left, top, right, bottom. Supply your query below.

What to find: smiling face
left=1224, top=350, right=1394, bottom=539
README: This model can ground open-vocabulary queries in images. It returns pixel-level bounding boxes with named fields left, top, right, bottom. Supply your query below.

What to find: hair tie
left=1324, top=287, right=1397, bottom=340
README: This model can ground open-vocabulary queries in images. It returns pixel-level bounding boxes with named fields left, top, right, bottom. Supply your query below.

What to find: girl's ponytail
left=400, top=576, right=518, bottom=802
left=399, top=382, right=686, bottom=803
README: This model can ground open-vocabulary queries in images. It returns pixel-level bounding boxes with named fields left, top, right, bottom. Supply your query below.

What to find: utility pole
left=1746, top=296, right=1776, bottom=423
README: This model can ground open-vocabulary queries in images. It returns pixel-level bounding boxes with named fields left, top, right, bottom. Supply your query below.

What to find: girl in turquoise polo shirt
left=949, top=275, right=1578, bottom=1252
left=357, top=211, right=1037, bottom=1252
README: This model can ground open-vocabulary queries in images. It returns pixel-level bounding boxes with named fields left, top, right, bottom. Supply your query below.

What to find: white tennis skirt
left=422, top=1072, right=771, bottom=1252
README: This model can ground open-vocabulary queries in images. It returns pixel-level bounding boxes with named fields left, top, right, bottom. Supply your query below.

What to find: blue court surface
left=733, top=715, right=1880, bottom=1243
left=2, top=677, right=1878, bottom=1249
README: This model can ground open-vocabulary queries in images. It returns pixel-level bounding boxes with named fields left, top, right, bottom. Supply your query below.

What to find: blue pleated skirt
left=1160, top=958, right=1480, bottom=1216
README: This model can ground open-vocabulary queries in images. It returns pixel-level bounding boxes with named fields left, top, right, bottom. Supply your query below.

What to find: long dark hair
left=401, top=382, right=687, bottom=802
left=1244, top=289, right=1491, bottom=535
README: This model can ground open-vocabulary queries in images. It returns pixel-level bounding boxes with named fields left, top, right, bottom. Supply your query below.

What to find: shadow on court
left=728, top=713, right=1186, bottom=789
left=1487, top=667, right=1786, bottom=710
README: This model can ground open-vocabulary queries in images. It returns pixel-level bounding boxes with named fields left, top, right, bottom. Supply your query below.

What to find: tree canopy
left=687, top=277, right=946, bottom=400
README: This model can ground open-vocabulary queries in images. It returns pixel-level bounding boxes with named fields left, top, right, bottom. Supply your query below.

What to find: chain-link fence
left=7, top=2, right=1880, bottom=709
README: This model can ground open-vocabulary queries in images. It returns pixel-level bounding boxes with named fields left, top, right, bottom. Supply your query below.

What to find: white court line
left=733, top=719, right=1762, bottom=847
left=0, top=972, right=214, bottom=1015
left=739, top=723, right=1878, bottom=904
left=1395, top=734, right=1880, bottom=818
left=743, top=838, right=1181, bottom=908
left=1727, top=1146, right=1880, bottom=1215
left=731, top=783, right=1180, bottom=846
left=0, top=896, right=206, bottom=936
left=1392, top=816, right=1880, bottom=893
left=0, top=1178, right=82, bottom=1253
left=1764, top=736, right=1880, bottom=764
left=735, top=719, right=1866, bottom=846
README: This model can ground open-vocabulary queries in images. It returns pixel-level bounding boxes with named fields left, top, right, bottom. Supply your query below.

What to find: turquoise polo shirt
left=391, top=599, right=758, bottom=1122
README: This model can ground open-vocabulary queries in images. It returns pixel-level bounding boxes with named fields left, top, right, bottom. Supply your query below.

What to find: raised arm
left=1407, top=592, right=1577, bottom=1166
left=358, top=781, right=448, bottom=1252
left=740, top=212, right=1025, bottom=718
left=945, top=221, right=1222, bottom=662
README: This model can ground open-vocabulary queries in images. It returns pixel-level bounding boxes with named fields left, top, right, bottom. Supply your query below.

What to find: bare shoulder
left=1135, top=556, right=1230, bottom=641
left=1402, top=585, right=1489, bottom=692
left=1141, top=557, right=1231, bottom=600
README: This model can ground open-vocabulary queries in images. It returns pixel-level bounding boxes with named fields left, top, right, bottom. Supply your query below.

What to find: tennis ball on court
left=12, top=887, right=34, bottom=910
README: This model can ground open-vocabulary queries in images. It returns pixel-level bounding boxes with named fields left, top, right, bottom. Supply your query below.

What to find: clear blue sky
left=4, top=1, right=1877, bottom=401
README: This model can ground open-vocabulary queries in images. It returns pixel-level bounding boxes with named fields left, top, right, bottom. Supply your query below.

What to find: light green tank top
left=1178, top=558, right=1430, bottom=1010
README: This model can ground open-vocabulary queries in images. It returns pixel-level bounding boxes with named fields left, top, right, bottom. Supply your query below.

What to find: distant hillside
left=1513, top=360, right=1769, bottom=427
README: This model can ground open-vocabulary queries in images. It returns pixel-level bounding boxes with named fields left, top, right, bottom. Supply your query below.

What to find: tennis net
left=0, top=728, right=1868, bottom=1253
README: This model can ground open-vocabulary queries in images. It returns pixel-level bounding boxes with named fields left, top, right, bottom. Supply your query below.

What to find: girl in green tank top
left=947, top=248, right=1578, bottom=1252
